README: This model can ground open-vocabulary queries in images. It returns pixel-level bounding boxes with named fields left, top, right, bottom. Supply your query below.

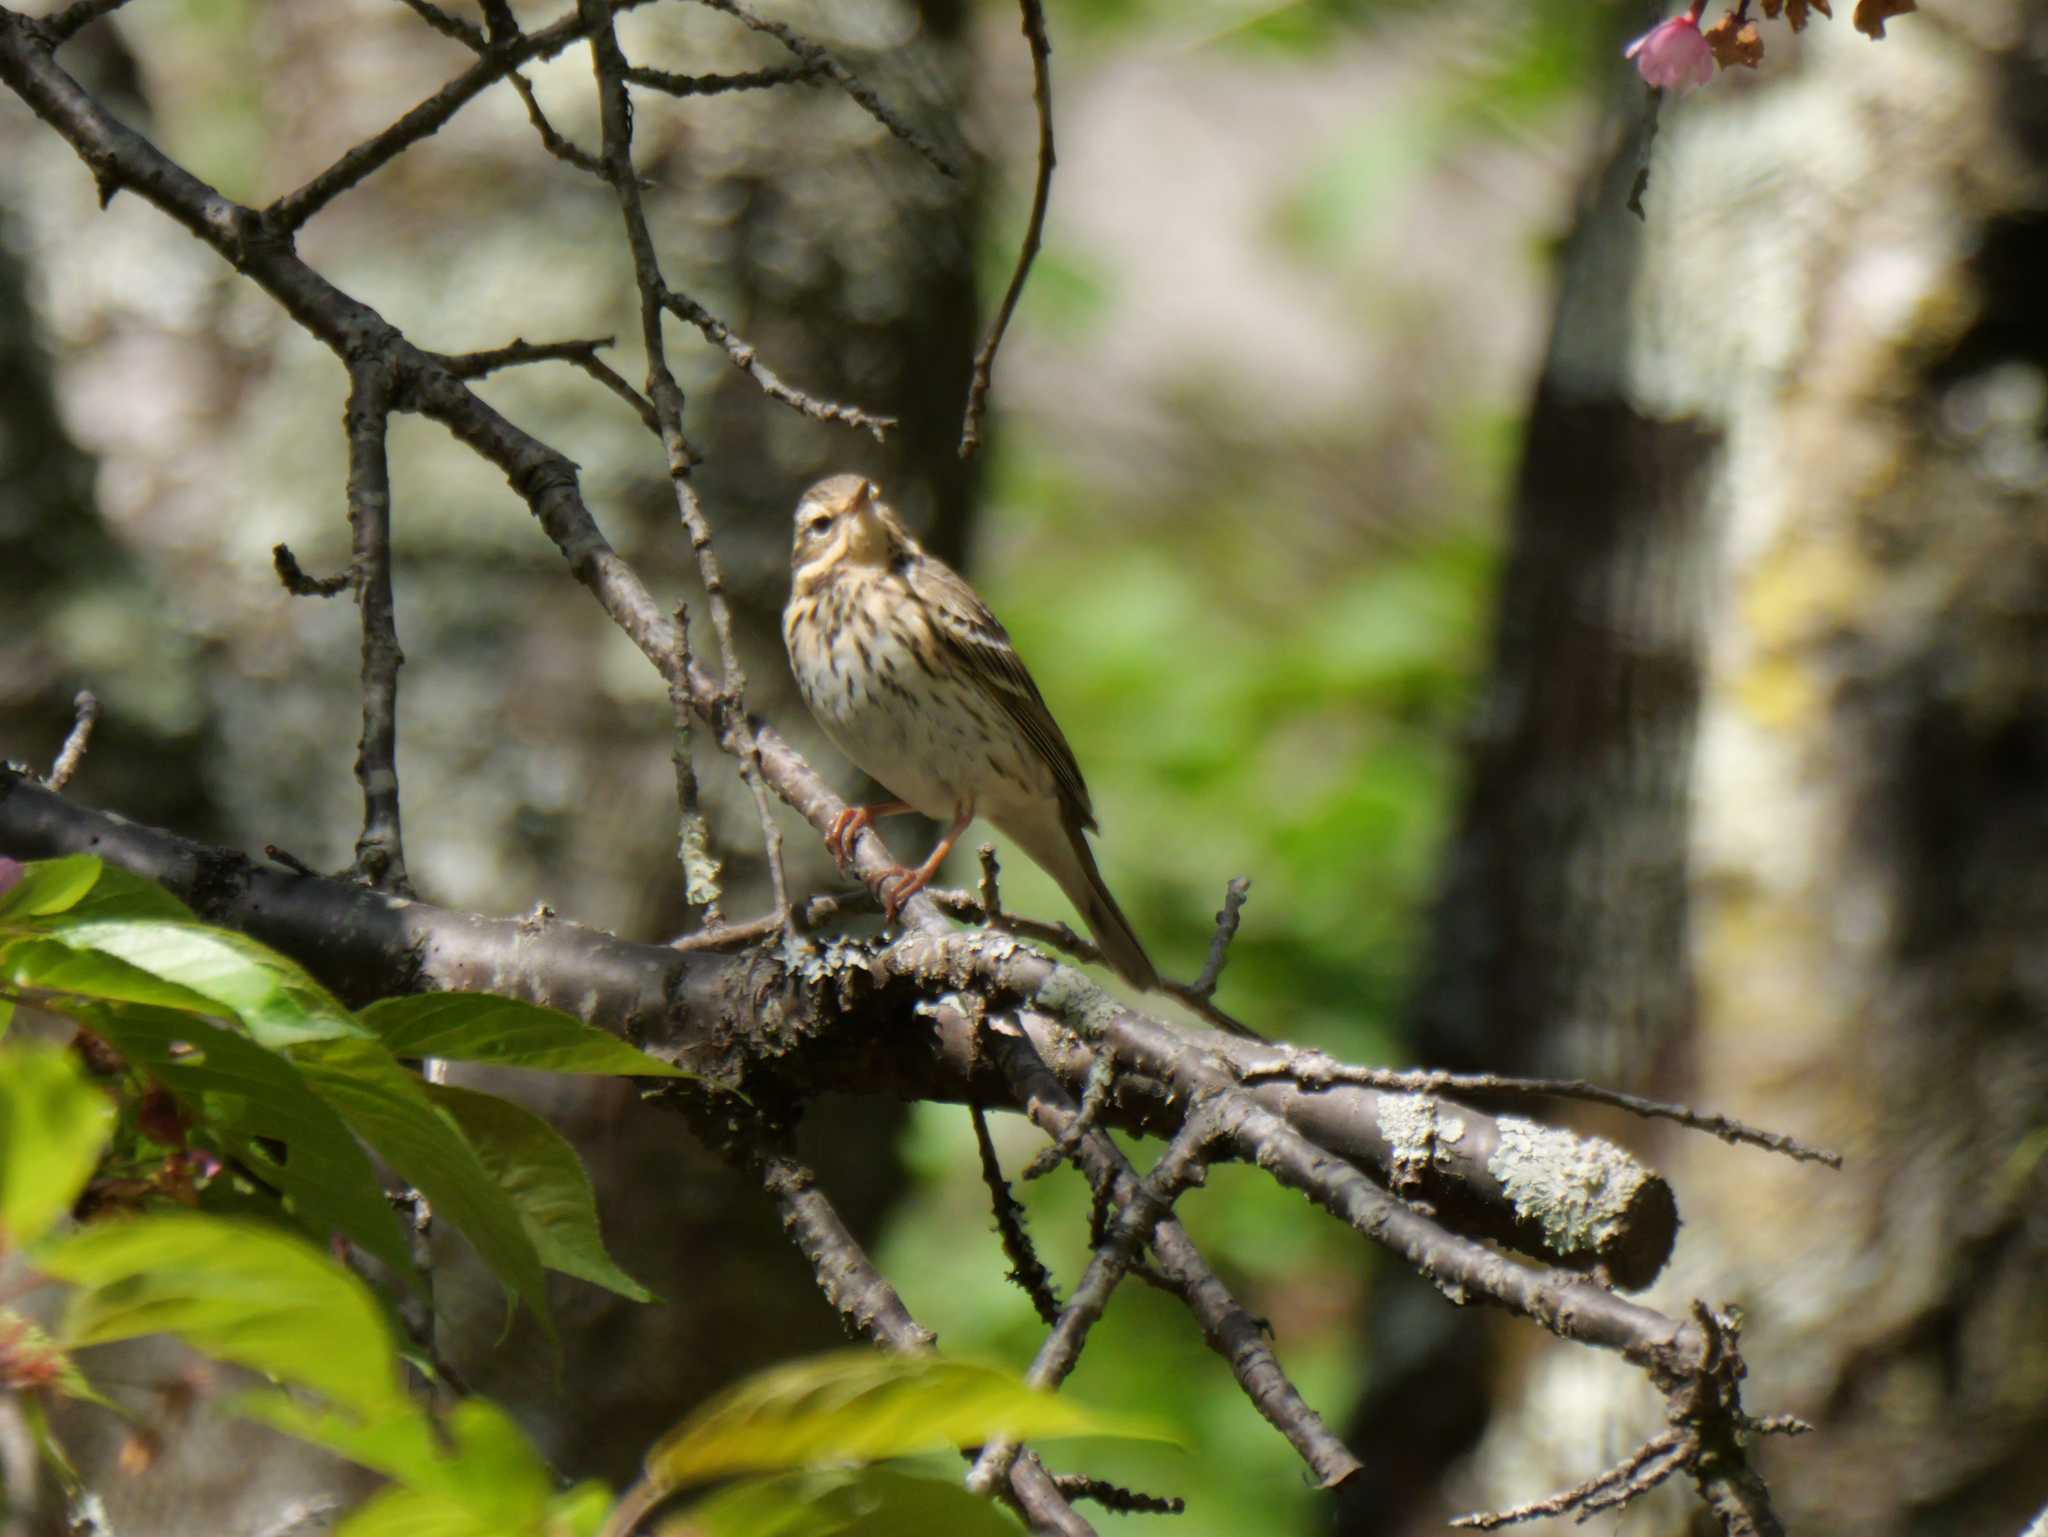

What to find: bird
left=781, top=473, right=1162, bottom=991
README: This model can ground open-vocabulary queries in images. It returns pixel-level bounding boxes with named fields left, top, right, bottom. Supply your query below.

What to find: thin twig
left=45, top=691, right=99, bottom=791
left=971, top=1102, right=1062, bottom=1325
left=959, top=0, right=1054, bottom=459
left=43, top=0, right=133, bottom=44
left=669, top=604, right=723, bottom=920
left=268, top=4, right=628, bottom=229
left=968, top=1102, right=1220, bottom=1496
left=623, top=60, right=825, bottom=97
left=1022, top=1051, right=1114, bottom=1180
left=343, top=361, right=412, bottom=896
left=688, top=0, right=961, bottom=178
left=272, top=543, right=351, bottom=597
left=394, top=0, right=485, bottom=49
left=1188, top=875, right=1250, bottom=998
left=659, top=288, right=896, bottom=440
left=430, top=335, right=659, bottom=431
left=1051, top=1476, right=1185, bottom=1516
left=506, top=68, right=607, bottom=175
left=1453, top=1430, right=1690, bottom=1530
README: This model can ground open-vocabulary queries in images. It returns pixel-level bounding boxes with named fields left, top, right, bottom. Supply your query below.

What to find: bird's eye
left=803, top=512, right=834, bottom=538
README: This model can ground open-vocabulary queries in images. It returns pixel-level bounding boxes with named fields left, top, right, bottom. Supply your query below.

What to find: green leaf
left=647, top=1353, right=1175, bottom=1491
left=0, top=855, right=103, bottom=920
left=291, top=1037, right=549, bottom=1330
left=238, top=1396, right=603, bottom=1537
left=1, top=937, right=223, bottom=1018
left=65, top=864, right=201, bottom=923
left=361, top=995, right=687, bottom=1078
left=243, top=1395, right=544, bottom=1502
left=40, top=1213, right=403, bottom=1417
left=0, top=1044, right=115, bottom=1250
left=428, top=1084, right=651, bottom=1302
left=32, top=919, right=364, bottom=1047
left=663, top=1468, right=1024, bottom=1537
left=84, top=1007, right=412, bottom=1276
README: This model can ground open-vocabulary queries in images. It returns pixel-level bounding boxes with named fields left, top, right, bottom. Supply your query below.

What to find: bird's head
left=790, top=474, right=917, bottom=593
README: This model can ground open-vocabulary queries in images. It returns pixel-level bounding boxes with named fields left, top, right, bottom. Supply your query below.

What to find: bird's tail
left=1008, top=813, right=1159, bottom=992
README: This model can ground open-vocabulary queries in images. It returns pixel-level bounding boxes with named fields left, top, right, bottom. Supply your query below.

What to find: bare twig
left=269, top=3, right=639, bottom=229
left=43, top=0, right=132, bottom=44
left=668, top=604, right=723, bottom=919
left=1052, top=1476, right=1185, bottom=1516
left=44, top=691, right=99, bottom=791
left=272, top=543, right=351, bottom=597
left=1021, top=1051, right=1113, bottom=1180
left=959, top=0, right=1054, bottom=459
left=688, top=0, right=961, bottom=179
left=623, top=60, right=824, bottom=97
left=971, top=1102, right=1062, bottom=1325
left=430, top=336, right=659, bottom=431
left=968, top=1101, right=1219, bottom=1495
left=1187, top=875, right=1250, bottom=998
left=506, top=68, right=608, bottom=174
left=343, top=361, right=411, bottom=895
left=659, top=288, right=895, bottom=440
left=394, top=0, right=484, bottom=49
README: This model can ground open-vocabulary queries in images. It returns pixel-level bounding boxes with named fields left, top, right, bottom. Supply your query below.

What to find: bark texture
left=1390, top=5, right=2048, bottom=1531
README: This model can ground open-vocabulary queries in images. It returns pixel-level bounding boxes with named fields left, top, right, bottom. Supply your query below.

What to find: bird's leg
left=878, top=803, right=974, bottom=923
left=826, top=800, right=916, bottom=872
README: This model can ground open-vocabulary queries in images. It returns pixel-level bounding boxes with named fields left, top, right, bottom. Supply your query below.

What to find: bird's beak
left=850, top=479, right=875, bottom=513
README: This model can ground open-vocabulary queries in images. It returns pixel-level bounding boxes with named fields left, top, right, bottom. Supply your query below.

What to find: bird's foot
left=874, top=862, right=939, bottom=925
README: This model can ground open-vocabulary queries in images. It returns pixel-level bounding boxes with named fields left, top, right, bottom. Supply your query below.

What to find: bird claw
left=825, top=807, right=867, bottom=873
left=872, top=864, right=936, bottom=925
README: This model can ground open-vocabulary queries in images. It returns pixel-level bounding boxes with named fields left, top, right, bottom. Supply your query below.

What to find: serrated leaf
left=362, top=995, right=687, bottom=1078
left=660, top=1468, right=1024, bottom=1537
left=33, top=919, right=364, bottom=1047
left=0, top=1044, right=115, bottom=1251
left=39, top=1213, right=403, bottom=1418
left=428, top=1084, right=651, bottom=1302
left=0, top=855, right=104, bottom=921
left=648, top=1353, right=1176, bottom=1491
left=85, top=1007, right=412, bottom=1276
left=291, top=1037, right=549, bottom=1331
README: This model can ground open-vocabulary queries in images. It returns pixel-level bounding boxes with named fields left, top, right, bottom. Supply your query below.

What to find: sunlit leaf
left=647, top=1352, right=1174, bottom=1491
left=291, top=1037, right=549, bottom=1330
left=362, top=994, right=686, bottom=1078
left=2, top=937, right=223, bottom=1018
left=40, top=1213, right=403, bottom=1417
left=0, top=855, right=103, bottom=921
left=428, top=1084, right=651, bottom=1301
left=34, top=919, right=363, bottom=1047
left=0, top=1044, right=115, bottom=1251
left=661, top=1467, right=1023, bottom=1537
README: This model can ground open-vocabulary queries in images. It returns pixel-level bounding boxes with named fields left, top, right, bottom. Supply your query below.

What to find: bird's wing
left=903, top=552, right=1097, bottom=830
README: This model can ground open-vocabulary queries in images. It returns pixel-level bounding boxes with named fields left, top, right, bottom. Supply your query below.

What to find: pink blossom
left=1625, top=9, right=1717, bottom=93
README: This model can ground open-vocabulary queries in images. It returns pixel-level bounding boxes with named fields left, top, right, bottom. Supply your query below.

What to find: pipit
left=782, top=474, right=1159, bottom=990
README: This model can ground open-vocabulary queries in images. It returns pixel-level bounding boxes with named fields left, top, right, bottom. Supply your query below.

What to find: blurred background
left=3, top=0, right=2046, bottom=1532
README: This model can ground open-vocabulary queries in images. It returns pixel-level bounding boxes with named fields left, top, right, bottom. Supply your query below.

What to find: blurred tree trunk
left=1350, top=6, right=2048, bottom=1533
